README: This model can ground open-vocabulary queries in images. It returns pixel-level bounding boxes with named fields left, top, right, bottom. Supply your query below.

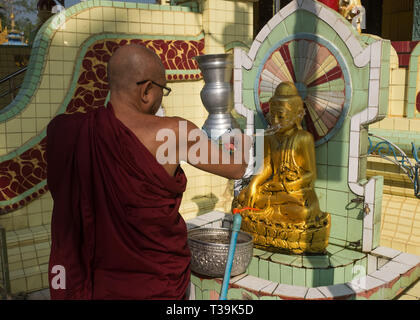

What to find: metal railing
left=0, top=67, right=27, bottom=104
left=367, top=133, right=420, bottom=198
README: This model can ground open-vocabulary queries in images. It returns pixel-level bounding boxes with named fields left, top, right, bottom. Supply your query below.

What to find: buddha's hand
left=285, top=170, right=299, bottom=181
left=246, top=184, right=259, bottom=208
left=261, top=182, right=283, bottom=192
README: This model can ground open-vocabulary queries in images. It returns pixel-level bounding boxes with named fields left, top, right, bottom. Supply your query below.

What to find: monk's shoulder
left=151, top=115, right=182, bottom=133
left=47, top=112, right=87, bottom=135
left=160, top=116, right=198, bottom=133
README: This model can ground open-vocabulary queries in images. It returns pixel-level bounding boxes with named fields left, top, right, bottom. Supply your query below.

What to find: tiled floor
left=20, top=279, right=420, bottom=300
left=26, top=288, right=50, bottom=300
left=397, top=279, right=420, bottom=300
left=380, top=194, right=420, bottom=256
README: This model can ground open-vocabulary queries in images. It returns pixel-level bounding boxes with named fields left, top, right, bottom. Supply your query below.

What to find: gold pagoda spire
left=10, top=11, right=16, bottom=32
left=0, top=19, right=8, bottom=45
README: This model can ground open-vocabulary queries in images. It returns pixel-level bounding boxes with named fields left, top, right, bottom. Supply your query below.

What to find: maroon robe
left=46, top=103, right=190, bottom=299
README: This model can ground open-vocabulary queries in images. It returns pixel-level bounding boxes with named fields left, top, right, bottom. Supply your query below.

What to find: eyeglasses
left=136, top=80, right=171, bottom=96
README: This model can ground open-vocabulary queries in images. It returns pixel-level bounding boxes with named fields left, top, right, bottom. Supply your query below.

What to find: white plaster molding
left=364, top=179, right=375, bottom=205
left=305, top=288, right=325, bottom=299
left=368, top=79, right=380, bottom=108
left=371, top=246, right=401, bottom=259
left=274, top=283, right=308, bottom=298
left=235, top=275, right=273, bottom=292
left=318, top=6, right=339, bottom=27
left=349, top=132, right=360, bottom=158
left=243, top=0, right=370, bottom=73
left=260, top=281, right=279, bottom=295
left=234, top=81, right=242, bottom=105
left=354, top=45, right=371, bottom=68
left=363, top=203, right=374, bottom=230
left=367, top=254, right=378, bottom=274
left=247, top=39, right=262, bottom=61
left=187, top=281, right=196, bottom=300
left=280, top=0, right=300, bottom=19
left=348, top=157, right=359, bottom=183
left=332, top=19, right=352, bottom=43
left=348, top=182, right=364, bottom=196
left=241, top=49, right=253, bottom=70
left=317, top=284, right=354, bottom=298
left=300, top=0, right=323, bottom=15
left=233, top=47, right=243, bottom=69
left=346, top=35, right=363, bottom=58
left=362, top=226, right=373, bottom=252
left=255, top=24, right=271, bottom=43
left=370, top=67, right=380, bottom=80
left=267, top=11, right=284, bottom=31
left=370, top=40, right=382, bottom=68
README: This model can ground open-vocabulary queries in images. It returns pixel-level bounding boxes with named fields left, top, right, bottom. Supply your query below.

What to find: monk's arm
left=173, top=117, right=251, bottom=180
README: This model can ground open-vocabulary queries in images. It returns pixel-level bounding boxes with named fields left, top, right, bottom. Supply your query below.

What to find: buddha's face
left=268, top=100, right=297, bottom=133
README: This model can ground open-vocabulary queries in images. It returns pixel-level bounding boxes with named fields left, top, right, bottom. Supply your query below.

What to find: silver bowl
left=188, top=228, right=253, bottom=278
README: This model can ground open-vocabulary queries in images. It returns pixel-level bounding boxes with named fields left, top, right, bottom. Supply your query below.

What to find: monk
left=46, top=45, right=251, bottom=300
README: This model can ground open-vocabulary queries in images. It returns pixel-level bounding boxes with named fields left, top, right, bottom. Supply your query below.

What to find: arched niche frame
left=233, top=0, right=391, bottom=252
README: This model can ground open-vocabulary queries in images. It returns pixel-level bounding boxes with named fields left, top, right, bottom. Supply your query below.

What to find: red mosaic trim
left=391, top=41, right=420, bottom=68
left=0, top=37, right=205, bottom=213
left=67, top=38, right=205, bottom=114
left=317, top=0, right=339, bottom=12
left=0, top=138, right=48, bottom=214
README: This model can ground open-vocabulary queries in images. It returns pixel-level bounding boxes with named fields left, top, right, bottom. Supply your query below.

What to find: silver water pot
left=194, top=54, right=239, bottom=140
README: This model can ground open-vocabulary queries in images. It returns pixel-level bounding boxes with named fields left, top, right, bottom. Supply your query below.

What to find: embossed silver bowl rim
left=187, top=227, right=253, bottom=248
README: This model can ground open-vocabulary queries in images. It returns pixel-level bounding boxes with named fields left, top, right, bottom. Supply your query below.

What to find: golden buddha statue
left=233, top=82, right=330, bottom=254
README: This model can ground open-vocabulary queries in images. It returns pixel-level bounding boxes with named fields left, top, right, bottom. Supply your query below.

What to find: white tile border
left=260, top=281, right=279, bottom=295
left=273, top=283, right=308, bottom=299
left=241, top=0, right=372, bottom=72
left=317, top=284, right=355, bottom=298
left=393, top=253, right=420, bottom=267
left=187, top=281, right=196, bottom=300
left=347, top=40, right=383, bottom=249
left=300, top=0, right=323, bottom=15
left=346, top=275, right=385, bottom=292
left=371, top=246, right=402, bottom=259
left=369, top=268, right=400, bottom=283
left=362, top=227, right=373, bottom=252
left=381, top=261, right=414, bottom=275
left=235, top=275, right=273, bottom=292
left=305, top=288, right=326, bottom=299
left=354, top=45, right=371, bottom=68
left=247, top=39, right=262, bottom=61
left=367, top=254, right=378, bottom=274
left=255, top=24, right=271, bottom=44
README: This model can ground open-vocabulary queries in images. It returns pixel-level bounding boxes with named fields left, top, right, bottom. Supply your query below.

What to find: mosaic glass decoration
left=257, top=37, right=350, bottom=145
left=0, top=36, right=205, bottom=213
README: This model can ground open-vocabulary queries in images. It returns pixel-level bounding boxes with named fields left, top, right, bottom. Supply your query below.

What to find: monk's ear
left=139, top=81, right=153, bottom=104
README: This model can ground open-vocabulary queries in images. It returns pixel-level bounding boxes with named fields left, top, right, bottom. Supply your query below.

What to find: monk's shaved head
left=108, top=44, right=164, bottom=92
